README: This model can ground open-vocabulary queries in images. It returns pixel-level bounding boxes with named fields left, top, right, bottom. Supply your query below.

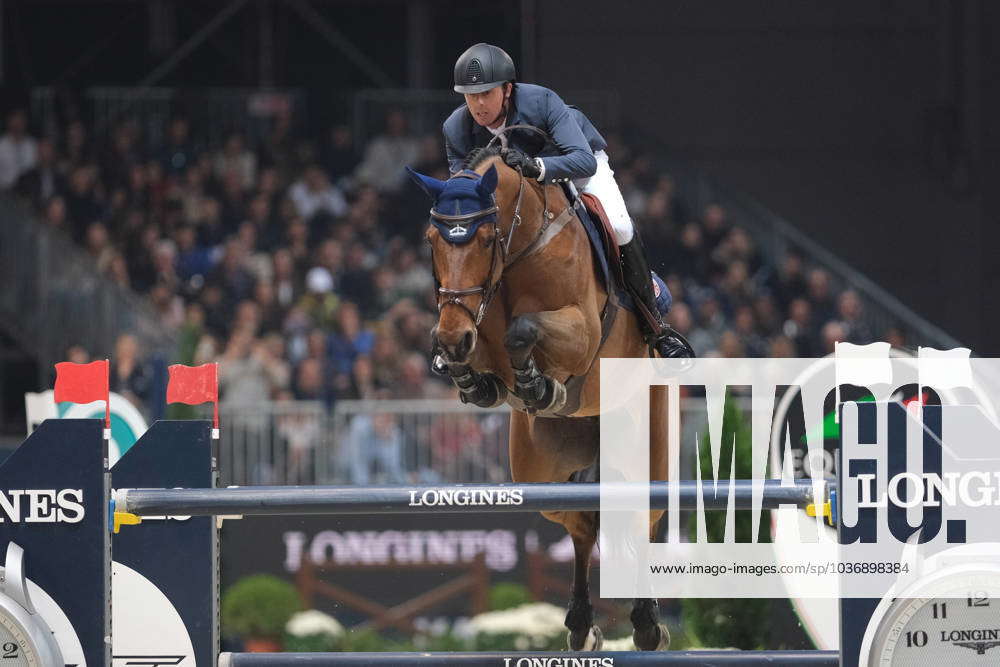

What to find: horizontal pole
left=118, top=480, right=825, bottom=517
left=220, top=650, right=840, bottom=665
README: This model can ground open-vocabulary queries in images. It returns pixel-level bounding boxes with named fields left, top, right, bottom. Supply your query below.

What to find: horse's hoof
left=567, top=625, right=603, bottom=651
left=633, top=622, right=670, bottom=651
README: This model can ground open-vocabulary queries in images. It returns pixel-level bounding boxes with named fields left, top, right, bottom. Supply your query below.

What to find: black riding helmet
left=453, top=43, right=516, bottom=94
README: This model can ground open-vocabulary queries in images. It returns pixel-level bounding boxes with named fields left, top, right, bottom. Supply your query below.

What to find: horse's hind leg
left=633, top=385, right=671, bottom=651
left=631, top=598, right=670, bottom=650
left=565, top=511, right=603, bottom=651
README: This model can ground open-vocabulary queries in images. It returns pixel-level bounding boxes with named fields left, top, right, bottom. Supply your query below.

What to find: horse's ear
left=406, top=166, right=446, bottom=200
left=477, top=165, right=498, bottom=196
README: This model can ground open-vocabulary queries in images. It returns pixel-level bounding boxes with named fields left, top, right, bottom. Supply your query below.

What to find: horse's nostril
left=462, top=331, right=474, bottom=354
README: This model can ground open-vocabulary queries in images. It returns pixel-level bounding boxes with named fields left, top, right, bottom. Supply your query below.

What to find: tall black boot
left=619, top=235, right=696, bottom=359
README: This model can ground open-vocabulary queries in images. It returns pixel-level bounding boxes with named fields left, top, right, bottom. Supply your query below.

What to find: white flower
left=285, top=610, right=345, bottom=638
left=467, top=602, right=567, bottom=641
left=601, top=635, right=636, bottom=651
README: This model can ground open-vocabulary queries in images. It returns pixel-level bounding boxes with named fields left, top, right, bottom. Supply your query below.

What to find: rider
left=443, top=43, right=693, bottom=359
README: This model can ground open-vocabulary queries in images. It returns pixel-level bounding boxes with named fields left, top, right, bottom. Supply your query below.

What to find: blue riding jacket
left=443, top=83, right=608, bottom=184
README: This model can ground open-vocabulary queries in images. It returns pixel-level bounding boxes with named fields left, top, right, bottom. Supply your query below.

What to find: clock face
left=870, top=571, right=1000, bottom=666
left=0, top=613, right=40, bottom=667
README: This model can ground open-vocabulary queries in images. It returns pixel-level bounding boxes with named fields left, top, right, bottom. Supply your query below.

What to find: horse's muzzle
left=436, top=329, right=476, bottom=364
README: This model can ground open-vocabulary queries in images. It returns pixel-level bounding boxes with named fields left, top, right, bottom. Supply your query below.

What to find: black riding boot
left=619, top=235, right=696, bottom=359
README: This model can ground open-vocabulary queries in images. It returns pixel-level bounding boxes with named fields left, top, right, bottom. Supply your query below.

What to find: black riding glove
left=502, top=148, right=542, bottom=179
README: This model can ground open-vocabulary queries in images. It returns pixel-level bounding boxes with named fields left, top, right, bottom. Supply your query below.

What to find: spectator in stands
left=836, top=289, right=873, bottom=344
left=807, top=268, right=836, bottom=325
left=15, top=138, right=63, bottom=207
left=298, top=266, right=339, bottom=331
left=149, top=281, right=185, bottom=329
left=328, top=301, right=375, bottom=376
left=882, top=327, right=907, bottom=349
left=732, top=305, right=768, bottom=358
left=214, top=133, right=257, bottom=190
left=110, top=333, right=152, bottom=410
left=174, top=223, right=216, bottom=286
left=220, top=328, right=272, bottom=407
left=768, top=335, right=796, bottom=358
left=820, top=321, right=847, bottom=355
left=160, top=116, right=197, bottom=174
left=63, top=165, right=103, bottom=240
left=700, top=203, right=729, bottom=255
left=783, top=297, right=817, bottom=357
left=102, top=120, right=141, bottom=189
left=0, top=109, right=38, bottom=190
left=752, top=294, right=781, bottom=338
left=770, top=252, right=809, bottom=311
left=293, top=357, right=335, bottom=408
left=670, top=222, right=710, bottom=286
left=271, top=248, right=301, bottom=309
left=346, top=355, right=377, bottom=400
left=85, top=221, right=115, bottom=272
left=43, top=195, right=69, bottom=232
left=687, top=295, right=726, bottom=356
left=289, top=164, right=348, bottom=221
left=322, top=125, right=358, bottom=182
left=353, top=109, right=420, bottom=193
left=61, top=120, right=91, bottom=172
left=254, top=280, right=284, bottom=335
left=344, top=409, right=407, bottom=485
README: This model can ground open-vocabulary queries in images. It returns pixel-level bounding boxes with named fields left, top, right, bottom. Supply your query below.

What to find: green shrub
left=488, top=582, right=533, bottom=611
left=221, top=575, right=301, bottom=640
left=681, top=393, right=774, bottom=649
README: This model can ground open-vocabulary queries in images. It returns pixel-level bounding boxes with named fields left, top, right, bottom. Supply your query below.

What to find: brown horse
left=407, top=146, right=669, bottom=651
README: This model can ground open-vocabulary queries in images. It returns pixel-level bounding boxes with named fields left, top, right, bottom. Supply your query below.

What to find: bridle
left=430, top=125, right=556, bottom=327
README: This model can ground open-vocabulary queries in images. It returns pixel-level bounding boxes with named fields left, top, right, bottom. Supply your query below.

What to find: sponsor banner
left=221, top=513, right=568, bottom=624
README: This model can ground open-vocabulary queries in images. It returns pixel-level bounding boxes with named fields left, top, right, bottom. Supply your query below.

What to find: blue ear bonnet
left=406, top=166, right=499, bottom=245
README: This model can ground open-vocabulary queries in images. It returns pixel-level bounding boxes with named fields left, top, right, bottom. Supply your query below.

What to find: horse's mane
left=463, top=146, right=502, bottom=170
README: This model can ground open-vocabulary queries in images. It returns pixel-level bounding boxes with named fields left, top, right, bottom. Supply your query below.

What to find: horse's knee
left=504, top=315, right=542, bottom=359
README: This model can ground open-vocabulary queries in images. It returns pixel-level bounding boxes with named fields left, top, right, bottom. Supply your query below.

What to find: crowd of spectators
left=1, top=102, right=903, bottom=482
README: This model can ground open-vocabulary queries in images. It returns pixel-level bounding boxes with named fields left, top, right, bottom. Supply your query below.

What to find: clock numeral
left=1, top=642, right=18, bottom=659
left=905, top=630, right=928, bottom=648
left=932, top=602, right=947, bottom=619
left=968, top=592, right=990, bottom=607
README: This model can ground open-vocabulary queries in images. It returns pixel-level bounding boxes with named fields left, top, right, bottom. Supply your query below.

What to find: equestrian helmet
left=453, top=43, right=516, bottom=94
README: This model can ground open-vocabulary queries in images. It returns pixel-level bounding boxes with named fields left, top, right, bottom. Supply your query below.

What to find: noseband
left=430, top=126, right=556, bottom=327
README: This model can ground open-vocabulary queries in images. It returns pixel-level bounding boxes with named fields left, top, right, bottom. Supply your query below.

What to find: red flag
left=167, top=363, right=219, bottom=429
left=54, top=360, right=110, bottom=427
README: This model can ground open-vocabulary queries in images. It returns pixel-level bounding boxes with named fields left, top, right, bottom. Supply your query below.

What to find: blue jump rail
left=116, top=479, right=828, bottom=517
left=219, top=650, right=840, bottom=665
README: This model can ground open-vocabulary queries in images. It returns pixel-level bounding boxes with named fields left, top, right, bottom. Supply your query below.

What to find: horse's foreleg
left=447, top=363, right=508, bottom=408
left=505, top=307, right=592, bottom=415
left=565, top=512, right=603, bottom=651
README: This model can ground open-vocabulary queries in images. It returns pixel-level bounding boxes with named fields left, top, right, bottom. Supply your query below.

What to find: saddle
left=574, top=192, right=671, bottom=316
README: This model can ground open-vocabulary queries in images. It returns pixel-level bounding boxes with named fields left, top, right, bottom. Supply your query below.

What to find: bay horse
left=407, top=137, right=670, bottom=652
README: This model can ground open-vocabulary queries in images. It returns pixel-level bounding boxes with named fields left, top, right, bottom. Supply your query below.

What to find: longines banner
left=599, top=347, right=1000, bottom=600
left=221, top=513, right=569, bottom=622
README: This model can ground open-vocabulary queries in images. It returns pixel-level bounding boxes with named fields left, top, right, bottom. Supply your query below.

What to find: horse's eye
left=484, top=235, right=495, bottom=248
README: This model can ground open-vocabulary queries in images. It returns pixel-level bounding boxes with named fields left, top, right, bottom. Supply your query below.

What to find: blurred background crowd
left=1, top=101, right=903, bottom=416
left=2, top=97, right=911, bottom=486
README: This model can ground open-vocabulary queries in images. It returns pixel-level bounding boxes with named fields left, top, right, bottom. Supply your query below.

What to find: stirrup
left=653, top=327, right=696, bottom=359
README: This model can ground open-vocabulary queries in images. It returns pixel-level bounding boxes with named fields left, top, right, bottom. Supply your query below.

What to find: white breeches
left=572, top=150, right=634, bottom=245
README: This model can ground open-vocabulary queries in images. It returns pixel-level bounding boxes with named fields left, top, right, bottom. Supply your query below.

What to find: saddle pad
left=573, top=195, right=635, bottom=311
left=574, top=192, right=672, bottom=316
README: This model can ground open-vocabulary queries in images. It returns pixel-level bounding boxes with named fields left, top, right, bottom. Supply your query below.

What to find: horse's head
left=407, top=163, right=502, bottom=364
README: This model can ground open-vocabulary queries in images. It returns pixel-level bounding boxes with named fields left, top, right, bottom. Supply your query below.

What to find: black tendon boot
left=619, top=235, right=696, bottom=359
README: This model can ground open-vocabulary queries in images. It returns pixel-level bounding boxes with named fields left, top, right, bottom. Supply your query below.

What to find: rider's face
left=464, top=83, right=510, bottom=128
